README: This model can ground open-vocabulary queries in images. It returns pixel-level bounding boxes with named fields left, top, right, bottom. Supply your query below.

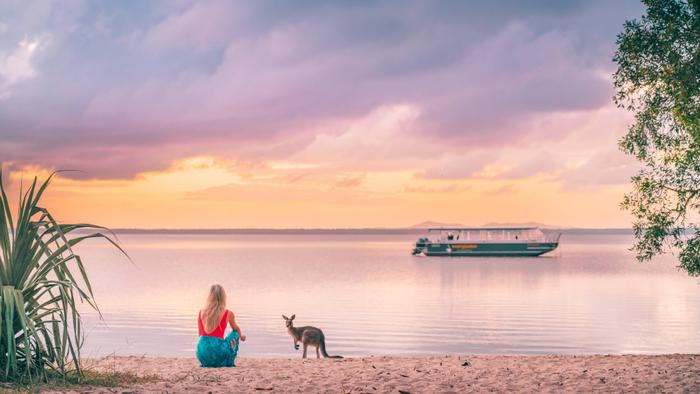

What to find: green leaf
left=0, top=167, right=128, bottom=381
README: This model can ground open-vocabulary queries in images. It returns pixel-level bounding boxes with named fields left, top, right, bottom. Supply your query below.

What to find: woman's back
left=198, top=310, right=228, bottom=338
left=196, top=284, right=245, bottom=368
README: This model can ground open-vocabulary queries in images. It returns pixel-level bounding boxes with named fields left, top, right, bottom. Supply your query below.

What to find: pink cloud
left=0, top=0, right=643, bottom=189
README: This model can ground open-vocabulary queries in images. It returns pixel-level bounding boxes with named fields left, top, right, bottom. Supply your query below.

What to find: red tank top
left=198, top=310, right=229, bottom=338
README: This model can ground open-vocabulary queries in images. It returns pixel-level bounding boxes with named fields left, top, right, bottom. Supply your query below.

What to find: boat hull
left=414, top=242, right=559, bottom=257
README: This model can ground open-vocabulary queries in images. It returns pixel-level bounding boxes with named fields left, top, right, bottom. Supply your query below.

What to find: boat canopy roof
left=428, top=227, right=538, bottom=232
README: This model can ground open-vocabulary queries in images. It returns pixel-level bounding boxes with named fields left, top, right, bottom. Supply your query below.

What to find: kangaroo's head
left=282, top=314, right=296, bottom=328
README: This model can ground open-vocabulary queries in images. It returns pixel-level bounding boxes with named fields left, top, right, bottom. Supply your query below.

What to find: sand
left=51, top=354, right=699, bottom=393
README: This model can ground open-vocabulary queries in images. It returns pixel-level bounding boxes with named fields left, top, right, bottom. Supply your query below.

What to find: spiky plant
left=0, top=170, right=126, bottom=382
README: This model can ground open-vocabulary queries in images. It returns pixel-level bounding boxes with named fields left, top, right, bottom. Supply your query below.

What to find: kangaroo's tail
left=320, top=334, right=343, bottom=359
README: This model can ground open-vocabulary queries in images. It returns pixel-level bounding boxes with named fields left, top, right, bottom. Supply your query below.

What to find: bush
left=0, top=170, right=126, bottom=382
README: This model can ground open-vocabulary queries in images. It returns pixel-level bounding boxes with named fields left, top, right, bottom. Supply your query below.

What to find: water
left=74, top=232, right=700, bottom=358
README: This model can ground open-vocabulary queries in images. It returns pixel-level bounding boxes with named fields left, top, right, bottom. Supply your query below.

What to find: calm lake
left=75, top=232, right=700, bottom=358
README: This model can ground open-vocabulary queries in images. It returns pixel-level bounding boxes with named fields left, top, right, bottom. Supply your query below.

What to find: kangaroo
left=282, top=314, right=343, bottom=359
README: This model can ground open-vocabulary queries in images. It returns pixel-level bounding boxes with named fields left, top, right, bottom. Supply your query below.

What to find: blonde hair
left=202, top=284, right=227, bottom=333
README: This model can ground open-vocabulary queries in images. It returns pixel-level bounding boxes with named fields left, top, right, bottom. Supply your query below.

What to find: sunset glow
left=0, top=1, right=644, bottom=228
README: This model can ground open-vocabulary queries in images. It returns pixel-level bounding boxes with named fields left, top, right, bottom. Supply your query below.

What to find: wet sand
left=52, top=354, right=700, bottom=393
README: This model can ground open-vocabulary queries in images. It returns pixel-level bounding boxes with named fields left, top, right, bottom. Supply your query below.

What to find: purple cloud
left=0, top=1, right=643, bottom=181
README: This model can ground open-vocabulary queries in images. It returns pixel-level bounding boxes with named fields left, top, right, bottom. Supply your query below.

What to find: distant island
left=481, top=222, right=566, bottom=230
left=410, top=221, right=566, bottom=229
left=409, top=221, right=468, bottom=229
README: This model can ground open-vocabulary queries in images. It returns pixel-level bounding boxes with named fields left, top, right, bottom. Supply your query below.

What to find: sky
left=0, top=0, right=645, bottom=229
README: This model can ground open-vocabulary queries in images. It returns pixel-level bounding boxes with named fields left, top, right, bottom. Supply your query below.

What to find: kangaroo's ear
left=290, top=314, right=295, bottom=320
left=282, top=315, right=289, bottom=320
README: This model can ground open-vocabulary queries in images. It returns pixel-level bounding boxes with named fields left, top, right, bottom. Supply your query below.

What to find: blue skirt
left=196, top=331, right=240, bottom=368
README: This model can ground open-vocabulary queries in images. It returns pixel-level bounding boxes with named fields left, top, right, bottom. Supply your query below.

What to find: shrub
left=0, top=170, right=126, bottom=382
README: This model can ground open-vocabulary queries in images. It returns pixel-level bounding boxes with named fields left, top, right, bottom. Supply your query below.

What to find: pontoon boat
left=412, top=227, right=561, bottom=257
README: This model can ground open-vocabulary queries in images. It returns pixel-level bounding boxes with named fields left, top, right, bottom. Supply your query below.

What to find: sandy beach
left=47, top=354, right=700, bottom=393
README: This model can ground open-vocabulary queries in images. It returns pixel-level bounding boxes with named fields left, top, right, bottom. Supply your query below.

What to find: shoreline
left=49, top=354, right=699, bottom=393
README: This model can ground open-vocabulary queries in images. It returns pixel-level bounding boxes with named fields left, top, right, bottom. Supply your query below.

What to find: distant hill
left=481, top=222, right=567, bottom=229
left=411, top=221, right=569, bottom=229
left=410, top=221, right=466, bottom=229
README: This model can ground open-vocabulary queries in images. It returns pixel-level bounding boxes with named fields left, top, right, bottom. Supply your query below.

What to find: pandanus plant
left=0, top=169, right=126, bottom=382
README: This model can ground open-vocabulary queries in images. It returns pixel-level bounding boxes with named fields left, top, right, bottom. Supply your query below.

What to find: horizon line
left=103, top=227, right=634, bottom=232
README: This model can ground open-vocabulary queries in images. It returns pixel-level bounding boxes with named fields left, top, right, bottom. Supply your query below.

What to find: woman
left=196, top=284, right=246, bottom=367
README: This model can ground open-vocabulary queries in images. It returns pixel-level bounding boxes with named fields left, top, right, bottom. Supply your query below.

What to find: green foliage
left=614, top=0, right=700, bottom=274
left=0, top=169, right=126, bottom=382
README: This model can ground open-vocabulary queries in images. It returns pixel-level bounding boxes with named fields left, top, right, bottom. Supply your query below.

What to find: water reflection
left=75, top=233, right=700, bottom=357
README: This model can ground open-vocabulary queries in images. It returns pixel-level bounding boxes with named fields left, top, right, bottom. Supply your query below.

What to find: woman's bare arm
left=228, top=310, right=246, bottom=341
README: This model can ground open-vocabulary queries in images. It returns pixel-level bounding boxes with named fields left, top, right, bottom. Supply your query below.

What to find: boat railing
left=544, top=232, right=562, bottom=243
left=425, top=228, right=562, bottom=244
